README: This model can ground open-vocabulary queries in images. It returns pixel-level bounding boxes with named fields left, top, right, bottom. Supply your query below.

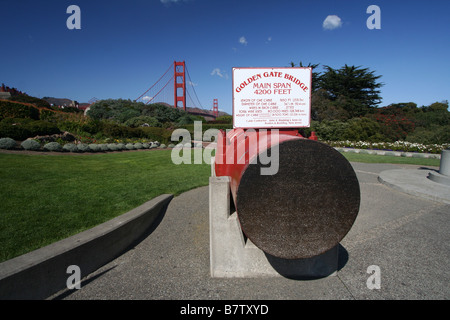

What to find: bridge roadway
left=54, top=162, right=450, bottom=300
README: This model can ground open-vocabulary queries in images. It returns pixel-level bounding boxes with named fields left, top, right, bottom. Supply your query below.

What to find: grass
left=341, top=152, right=440, bottom=166
left=0, top=150, right=211, bottom=263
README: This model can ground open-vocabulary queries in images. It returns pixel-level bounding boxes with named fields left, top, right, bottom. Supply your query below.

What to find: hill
left=42, top=97, right=77, bottom=107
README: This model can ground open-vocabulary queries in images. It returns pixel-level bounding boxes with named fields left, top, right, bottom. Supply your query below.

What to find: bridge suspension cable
left=185, top=64, right=203, bottom=109
left=135, top=61, right=211, bottom=116
left=135, top=62, right=174, bottom=104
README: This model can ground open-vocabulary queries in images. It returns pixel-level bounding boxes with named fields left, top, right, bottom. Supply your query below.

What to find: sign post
left=232, top=67, right=312, bottom=129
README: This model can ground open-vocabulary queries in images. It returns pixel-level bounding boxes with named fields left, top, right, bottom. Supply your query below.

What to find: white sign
left=232, top=67, right=312, bottom=129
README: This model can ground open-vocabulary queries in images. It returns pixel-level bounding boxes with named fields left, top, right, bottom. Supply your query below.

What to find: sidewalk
left=54, top=162, right=450, bottom=300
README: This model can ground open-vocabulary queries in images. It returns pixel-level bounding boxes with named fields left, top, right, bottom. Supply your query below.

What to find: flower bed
left=325, top=140, right=449, bottom=154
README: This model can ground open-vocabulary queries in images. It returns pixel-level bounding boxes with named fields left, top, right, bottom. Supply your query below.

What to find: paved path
left=55, top=162, right=450, bottom=300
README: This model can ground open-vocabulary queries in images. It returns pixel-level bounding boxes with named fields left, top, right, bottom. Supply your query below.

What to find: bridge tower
left=174, top=61, right=186, bottom=111
left=213, top=99, right=219, bottom=118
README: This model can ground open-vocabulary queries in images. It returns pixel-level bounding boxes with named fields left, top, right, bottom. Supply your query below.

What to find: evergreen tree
left=318, top=64, right=383, bottom=118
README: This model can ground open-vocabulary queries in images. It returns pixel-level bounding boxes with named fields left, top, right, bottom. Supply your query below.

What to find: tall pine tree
left=318, top=64, right=383, bottom=118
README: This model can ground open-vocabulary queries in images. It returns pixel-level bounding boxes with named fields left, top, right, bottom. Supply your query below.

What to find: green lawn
left=0, top=150, right=211, bottom=263
left=341, top=152, right=440, bottom=166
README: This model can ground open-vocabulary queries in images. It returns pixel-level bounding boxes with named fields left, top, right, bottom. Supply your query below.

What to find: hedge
left=0, top=119, right=61, bottom=141
left=0, top=100, right=40, bottom=120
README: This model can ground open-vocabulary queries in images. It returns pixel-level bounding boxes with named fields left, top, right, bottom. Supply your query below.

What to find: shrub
left=134, top=142, right=143, bottom=149
left=142, top=143, right=150, bottom=149
left=87, top=99, right=145, bottom=122
left=314, top=120, right=349, bottom=141
left=179, top=123, right=233, bottom=136
left=63, top=143, right=78, bottom=153
left=21, top=139, right=41, bottom=151
left=9, top=95, right=51, bottom=109
left=26, top=120, right=61, bottom=137
left=140, top=127, right=172, bottom=144
left=124, top=116, right=161, bottom=128
left=141, top=103, right=186, bottom=123
left=76, top=144, right=90, bottom=153
left=79, top=120, right=102, bottom=135
left=0, top=137, right=17, bottom=149
left=342, top=118, right=385, bottom=142
left=116, top=143, right=125, bottom=150
left=159, top=144, right=167, bottom=149
left=177, top=114, right=205, bottom=125
left=0, top=122, right=31, bottom=140
left=101, top=123, right=128, bottom=138
left=43, top=142, right=62, bottom=152
left=0, top=119, right=61, bottom=141
left=369, top=113, right=415, bottom=142
left=88, top=144, right=100, bottom=152
left=406, top=125, right=450, bottom=145
left=214, top=115, right=233, bottom=124
left=1, top=118, right=34, bottom=125
left=0, top=100, right=40, bottom=120
left=107, top=143, right=119, bottom=151
left=126, top=143, right=135, bottom=150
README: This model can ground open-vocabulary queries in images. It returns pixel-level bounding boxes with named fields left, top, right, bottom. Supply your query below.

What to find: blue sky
left=0, top=0, right=449, bottom=114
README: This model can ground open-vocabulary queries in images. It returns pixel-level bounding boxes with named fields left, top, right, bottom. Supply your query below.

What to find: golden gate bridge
left=135, top=61, right=219, bottom=119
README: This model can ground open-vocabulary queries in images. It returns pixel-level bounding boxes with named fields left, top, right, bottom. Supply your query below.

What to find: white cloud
left=211, top=68, right=228, bottom=79
left=142, top=96, right=153, bottom=102
left=211, top=68, right=223, bottom=77
left=265, top=36, right=272, bottom=44
left=239, top=36, right=248, bottom=45
left=323, top=15, right=342, bottom=30
left=160, top=0, right=188, bottom=5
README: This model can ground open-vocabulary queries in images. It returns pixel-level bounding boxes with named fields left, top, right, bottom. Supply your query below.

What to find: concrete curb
left=0, top=194, right=173, bottom=300
left=335, top=147, right=441, bottom=159
left=378, top=169, right=450, bottom=204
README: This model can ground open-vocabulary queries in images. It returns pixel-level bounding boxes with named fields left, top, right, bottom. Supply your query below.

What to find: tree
left=310, top=88, right=349, bottom=121
left=318, top=65, right=383, bottom=118
left=290, top=61, right=321, bottom=92
left=342, top=117, right=385, bottom=142
left=426, top=100, right=448, bottom=112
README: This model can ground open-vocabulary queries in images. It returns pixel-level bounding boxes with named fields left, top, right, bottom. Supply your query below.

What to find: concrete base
left=439, top=149, right=450, bottom=176
left=209, top=176, right=338, bottom=279
left=427, top=171, right=450, bottom=187
left=379, top=169, right=450, bottom=204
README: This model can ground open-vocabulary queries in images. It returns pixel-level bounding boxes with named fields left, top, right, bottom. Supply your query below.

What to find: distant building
left=0, top=91, right=11, bottom=100
left=0, top=83, right=25, bottom=97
